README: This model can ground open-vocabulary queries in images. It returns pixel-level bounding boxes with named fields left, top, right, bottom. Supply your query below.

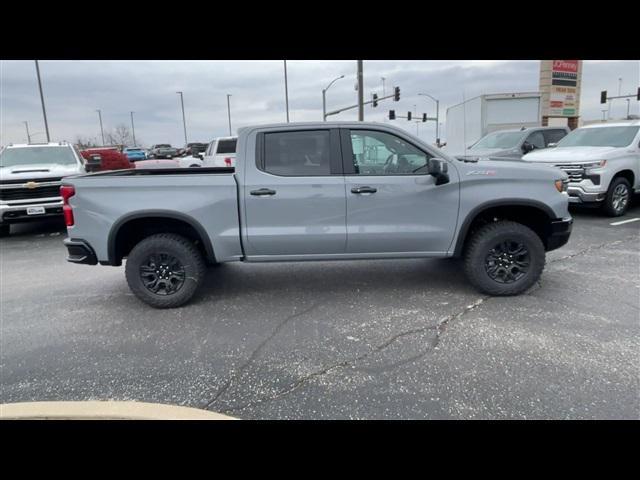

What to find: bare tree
left=105, top=124, right=134, bottom=147
left=74, top=136, right=99, bottom=149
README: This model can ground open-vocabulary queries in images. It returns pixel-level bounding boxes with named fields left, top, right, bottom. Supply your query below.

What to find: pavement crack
left=549, top=234, right=638, bottom=264
left=225, top=297, right=488, bottom=414
left=201, top=302, right=320, bottom=411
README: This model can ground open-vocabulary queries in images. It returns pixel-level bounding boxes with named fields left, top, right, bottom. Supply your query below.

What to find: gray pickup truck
left=61, top=122, right=573, bottom=308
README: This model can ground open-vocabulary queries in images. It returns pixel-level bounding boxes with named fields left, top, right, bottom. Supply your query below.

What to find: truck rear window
left=263, top=130, right=331, bottom=176
left=216, top=139, right=237, bottom=154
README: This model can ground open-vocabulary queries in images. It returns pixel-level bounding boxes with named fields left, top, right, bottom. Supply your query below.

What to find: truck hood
left=0, top=163, right=84, bottom=182
left=464, top=147, right=520, bottom=158
left=458, top=157, right=565, bottom=181
left=522, top=146, right=620, bottom=164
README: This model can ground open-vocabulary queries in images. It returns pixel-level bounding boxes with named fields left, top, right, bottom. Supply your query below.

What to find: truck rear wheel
left=602, top=177, right=631, bottom=217
left=463, top=221, right=545, bottom=296
left=125, top=233, right=206, bottom=308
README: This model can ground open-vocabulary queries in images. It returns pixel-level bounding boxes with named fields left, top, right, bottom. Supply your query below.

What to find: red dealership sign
left=552, top=60, right=579, bottom=73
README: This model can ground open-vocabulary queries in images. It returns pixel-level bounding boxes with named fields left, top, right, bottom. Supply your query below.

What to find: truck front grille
left=554, top=164, right=584, bottom=182
left=0, top=184, right=61, bottom=201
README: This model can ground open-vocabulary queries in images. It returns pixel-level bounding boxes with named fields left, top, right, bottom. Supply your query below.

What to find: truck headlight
left=582, top=160, right=607, bottom=170
left=555, top=179, right=568, bottom=193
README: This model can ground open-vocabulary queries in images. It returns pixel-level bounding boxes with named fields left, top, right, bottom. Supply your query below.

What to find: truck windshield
left=0, top=146, right=78, bottom=168
left=557, top=126, right=639, bottom=148
left=470, top=131, right=525, bottom=150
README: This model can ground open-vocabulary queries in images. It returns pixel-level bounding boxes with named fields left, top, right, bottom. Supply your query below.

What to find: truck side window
left=543, top=129, right=568, bottom=146
left=526, top=131, right=546, bottom=150
left=263, top=130, right=331, bottom=176
left=349, top=130, right=431, bottom=175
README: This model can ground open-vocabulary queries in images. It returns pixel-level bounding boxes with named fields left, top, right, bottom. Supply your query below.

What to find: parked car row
left=464, top=121, right=640, bottom=217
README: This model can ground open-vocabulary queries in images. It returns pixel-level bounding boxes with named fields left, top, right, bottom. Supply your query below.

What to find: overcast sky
left=1, top=60, right=638, bottom=147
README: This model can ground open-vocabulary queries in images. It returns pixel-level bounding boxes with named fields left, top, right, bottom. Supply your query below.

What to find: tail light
left=224, top=157, right=232, bottom=167
left=60, top=185, right=75, bottom=226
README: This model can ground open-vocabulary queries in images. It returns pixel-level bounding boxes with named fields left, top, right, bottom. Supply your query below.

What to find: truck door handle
left=351, top=186, right=377, bottom=194
left=250, top=188, right=277, bottom=196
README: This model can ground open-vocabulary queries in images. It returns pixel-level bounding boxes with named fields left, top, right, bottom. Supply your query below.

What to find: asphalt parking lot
left=1, top=205, right=639, bottom=419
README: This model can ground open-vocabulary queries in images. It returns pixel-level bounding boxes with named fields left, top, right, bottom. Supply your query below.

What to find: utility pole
left=284, top=60, right=290, bottom=123
left=357, top=60, right=364, bottom=121
left=96, top=109, right=105, bottom=146
left=627, top=98, right=631, bottom=118
left=176, top=91, right=188, bottom=145
left=418, top=93, right=440, bottom=146
left=226, top=94, right=232, bottom=136
left=34, top=60, right=50, bottom=142
left=23, top=121, right=31, bottom=143
left=130, top=111, right=137, bottom=147
left=381, top=77, right=386, bottom=96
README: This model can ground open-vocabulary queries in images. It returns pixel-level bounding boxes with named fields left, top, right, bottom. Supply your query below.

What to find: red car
left=80, top=148, right=133, bottom=172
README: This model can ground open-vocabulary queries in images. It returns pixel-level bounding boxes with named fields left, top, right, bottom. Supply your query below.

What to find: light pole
left=226, top=94, right=232, bottom=136
left=130, top=111, right=137, bottom=147
left=381, top=77, right=386, bottom=96
left=23, top=121, right=31, bottom=143
left=284, top=60, right=290, bottom=123
left=627, top=98, right=631, bottom=118
left=418, top=93, right=440, bottom=146
left=357, top=60, right=364, bottom=121
left=96, top=109, right=105, bottom=146
left=322, top=75, right=345, bottom=121
left=176, top=91, right=188, bottom=145
left=34, top=60, right=50, bottom=142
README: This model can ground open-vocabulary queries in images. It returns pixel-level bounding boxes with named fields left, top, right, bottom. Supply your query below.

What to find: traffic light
left=372, top=93, right=378, bottom=107
left=422, top=113, right=427, bottom=122
left=394, top=86, right=400, bottom=101
left=407, top=111, right=412, bottom=121
left=600, top=90, right=607, bottom=104
left=389, top=110, right=396, bottom=120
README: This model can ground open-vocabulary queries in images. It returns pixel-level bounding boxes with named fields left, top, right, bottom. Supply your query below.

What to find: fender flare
left=107, top=210, right=216, bottom=265
left=452, top=199, right=556, bottom=257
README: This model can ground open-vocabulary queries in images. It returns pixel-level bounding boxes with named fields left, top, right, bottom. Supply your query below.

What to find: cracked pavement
left=1, top=205, right=639, bottom=419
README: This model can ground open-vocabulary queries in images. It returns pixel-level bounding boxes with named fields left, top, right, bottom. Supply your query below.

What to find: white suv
left=523, top=121, right=640, bottom=216
left=0, top=142, right=86, bottom=236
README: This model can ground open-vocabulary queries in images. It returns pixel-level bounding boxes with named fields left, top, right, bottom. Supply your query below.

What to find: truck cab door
left=340, top=128, right=459, bottom=255
left=242, top=128, right=346, bottom=257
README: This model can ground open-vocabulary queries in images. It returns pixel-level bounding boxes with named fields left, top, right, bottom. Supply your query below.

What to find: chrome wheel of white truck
left=603, top=177, right=631, bottom=217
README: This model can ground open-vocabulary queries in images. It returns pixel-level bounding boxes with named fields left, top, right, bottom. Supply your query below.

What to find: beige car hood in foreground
left=0, top=401, right=236, bottom=420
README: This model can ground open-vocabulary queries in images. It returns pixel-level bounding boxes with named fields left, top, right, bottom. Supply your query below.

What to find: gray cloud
left=1, top=60, right=638, bottom=147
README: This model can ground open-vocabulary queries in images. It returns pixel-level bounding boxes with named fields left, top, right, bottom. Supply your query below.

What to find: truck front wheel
left=0, top=224, right=10, bottom=237
left=602, top=177, right=631, bottom=217
left=125, top=233, right=206, bottom=308
left=463, top=221, right=545, bottom=296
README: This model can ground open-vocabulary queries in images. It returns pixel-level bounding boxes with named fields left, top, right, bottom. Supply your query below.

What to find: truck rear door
left=243, top=128, right=346, bottom=256
left=340, top=128, right=459, bottom=254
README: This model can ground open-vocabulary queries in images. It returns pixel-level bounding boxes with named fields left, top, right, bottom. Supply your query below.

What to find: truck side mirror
left=427, top=158, right=450, bottom=185
left=522, top=141, right=534, bottom=153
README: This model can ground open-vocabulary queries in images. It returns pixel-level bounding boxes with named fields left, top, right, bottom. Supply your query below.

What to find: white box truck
left=444, top=92, right=542, bottom=155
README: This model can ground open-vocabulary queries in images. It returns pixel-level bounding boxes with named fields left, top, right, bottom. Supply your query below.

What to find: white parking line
left=610, top=218, right=640, bottom=226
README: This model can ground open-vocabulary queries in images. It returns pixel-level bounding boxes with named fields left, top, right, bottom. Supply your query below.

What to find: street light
left=418, top=93, right=440, bottom=146
left=130, top=111, right=137, bottom=147
left=34, top=60, right=51, bottom=143
left=322, top=75, right=345, bottom=121
left=226, top=94, right=232, bottom=136
left=176, top=91, right=188, bottom=145
left=96, top=109, right=105, bottom=146
left=381, top=77, right=386, bottom=96
left=23, top=121, right=31, bottom=143
left=284, top=60, right=290, bottom=123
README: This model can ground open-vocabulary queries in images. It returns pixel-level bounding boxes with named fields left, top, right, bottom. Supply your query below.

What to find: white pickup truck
left=0, top=142, right=86, bottom=236
left=523, top=121, right=640, bottom=216
left=200, top=136, right=237, bottom=167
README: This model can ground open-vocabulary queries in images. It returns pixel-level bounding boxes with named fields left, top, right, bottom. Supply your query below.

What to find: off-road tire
left=463, top=221, right=545, bottom=296
left=602, top=177, right=631, bottom=217
left=125, top=233, right=206, bottom=308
